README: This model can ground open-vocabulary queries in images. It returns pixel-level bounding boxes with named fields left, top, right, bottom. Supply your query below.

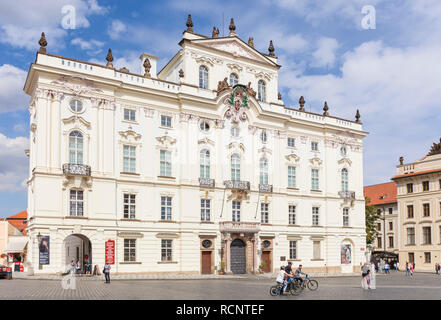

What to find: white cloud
left=0, top=64, right=28, bottom=113
left=108, top=20, right=127, bottom=40
left=0, top=0, right=107, bottom=51
left=71, top=37, right=104, bottom=55
left=0, top=133, right=29, bottom=192
left=310, top=37, right=339, bottom=68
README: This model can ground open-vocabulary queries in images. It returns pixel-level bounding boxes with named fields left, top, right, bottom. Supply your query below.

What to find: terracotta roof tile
left=364, top=182, right=397, bottom=206
left=6, top=210, right=27, bottom=235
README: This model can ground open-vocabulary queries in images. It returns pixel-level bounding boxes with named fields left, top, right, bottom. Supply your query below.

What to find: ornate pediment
left=156, top=135, right=176, bottom=148
left=285, top=153, right=300, bottom=163
left=119, top=130, right=141, bottom=141
left=309, top=156, right=323, bottom=166
left=51, top=75, right=103, bottom=96
left=227, top=142, right=245, bottom=153
left=338, top=157, right=352, bottom=166
left=62, top=116, right=91, bottom=129
left=259, top=147, right=272, bottom=156
left=226, top=63, right=243, bottom=73
left=198, top=137, right=215, bottom=146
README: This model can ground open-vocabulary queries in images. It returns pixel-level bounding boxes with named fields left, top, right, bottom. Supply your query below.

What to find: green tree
left=365, top=197, right=380, bottom=245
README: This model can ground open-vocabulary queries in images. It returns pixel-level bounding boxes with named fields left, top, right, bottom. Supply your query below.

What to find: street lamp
left=37, top=232, right=42, bottom=243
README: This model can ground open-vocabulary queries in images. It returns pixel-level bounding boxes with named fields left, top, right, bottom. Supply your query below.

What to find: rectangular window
left=160, top=150, right=172, bottom=177
left=425, top=252, right=431, bottom=264
left=388, top=208, right=393, bottom=214
left=123, top=239, right=136, bottom=262
left=423, top=227, right=432, bottom=244
left=343, top=208, right=349, bottom=227
left=311, top=169, right=319, bottom=190
left=289, top=241, right=297, bottom=259
left=377, top=237, right=382, bottom=248
left=261, top=203, right=269, bottom=224
left=123, top=108, right=136, bottom=121
left=407, top=183, right=413, bottom=193
left=288, top=166, right=296, bottom=188
left=161, top=115, right=172, bottom=127
left=201, top=199, right=211, bottom=222
left=423, top=181, right=429, bottom=191
left=389, top=221, right=393, bottom=231
left=123, top=194, right=136, bottom=219
left=161, top=239, right=172, bottom=262
left=388, top=236, right=394, bottom=248
left=313, top=241, right=321, bottom=259
left=288, top=205, right=296, bottom=225
left=408, top=252, right=414, bottom=264
left=69, top=190, right=84, bottom=216
left=407, top=228, right=415, bottom=245
left=311, top=141, right=318, bottom=151
left=161, top=196, right=172, bottom=220
left=407, top=205, right=414, bottom=218
left=423, top=203, right=430, bottom=217
left=287, top=137, right=295, bottom=147
left=312, top=207, right=319, bottom=226
left=377, top=222, right=381, bottom=231
left=232, top=201, right=241, bottom=222
left=123, top=145, right=136, bottom=173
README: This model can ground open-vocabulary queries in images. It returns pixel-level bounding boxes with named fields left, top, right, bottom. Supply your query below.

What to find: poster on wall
left=39, top=236, right=50, bottom=265
left=341, top=244, right=351, bottom=264
left=105, top=240, right=115, bottom=265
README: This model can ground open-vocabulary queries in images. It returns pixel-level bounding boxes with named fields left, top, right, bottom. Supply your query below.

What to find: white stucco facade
left=24, top=28, right=368, bottom=275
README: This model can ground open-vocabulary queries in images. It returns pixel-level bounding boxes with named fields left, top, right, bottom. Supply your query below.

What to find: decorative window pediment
left=259, top=147, right=272, bottom=156
left=338, top=157, right=352, bottom=166
left=285, top=153, right=300, bottom=164
left=62, top=115, right=91, bottom=129
left=227, top=142, right=245, bottom=153
left=198, top=137, right=215, bottom=146
left=119, top=130, right=141, bottom=142
left=309, top=156, right=323, bottom=167
left=156, top=135, right=177, bottom=148
left=227, top=63, right=243, bottom=73
left=255, top=71, right=272, bottom=81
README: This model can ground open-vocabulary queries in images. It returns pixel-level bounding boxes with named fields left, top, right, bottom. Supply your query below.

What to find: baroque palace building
left=393, top=140, right=441, bottom=271
left=24, top=16, right=368, bottom=275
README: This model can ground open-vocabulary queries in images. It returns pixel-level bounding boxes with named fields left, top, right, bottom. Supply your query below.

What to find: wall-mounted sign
left=105, top=240, right=115, bottom=265
left=280, top=256, right=286, bottom=261
left=39, top=236, right=50, bottom=265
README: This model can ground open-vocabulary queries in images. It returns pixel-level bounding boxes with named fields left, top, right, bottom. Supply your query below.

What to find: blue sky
left=1, top=0, right=441, bottom=217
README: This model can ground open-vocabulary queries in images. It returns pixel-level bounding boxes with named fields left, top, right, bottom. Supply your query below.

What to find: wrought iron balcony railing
left=259, top=184, right=273, bottom=193
left=199, top=178, right=215, bottom=188
left=63, top=163, right=91, bottom=176
left=339, top=191, right=355, bottom=199
left=219, top=221, right=261, bottom=233
left=223, top=180, right=250, bottom=190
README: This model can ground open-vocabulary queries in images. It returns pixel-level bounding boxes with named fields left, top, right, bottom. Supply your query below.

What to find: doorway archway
left=64, top=234, right=92, bottom=273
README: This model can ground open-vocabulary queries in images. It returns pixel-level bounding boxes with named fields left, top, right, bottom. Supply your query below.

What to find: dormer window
left=258, top=80, right=266, bottom=102
left=199, top=65, right=208, bottom=89
left=229, top=73, right=239, bottom=87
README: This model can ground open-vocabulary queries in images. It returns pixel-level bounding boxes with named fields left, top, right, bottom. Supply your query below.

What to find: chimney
left=139, top=53, right=158, bottom=78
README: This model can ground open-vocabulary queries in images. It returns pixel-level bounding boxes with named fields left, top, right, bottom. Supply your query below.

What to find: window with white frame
left=123, top=194, right=136, bottom=219
left=343, top=208, right=349, bottom=226
left=124, top=239, right=136, bottom=262
left=311, top=169, right=319, bottom=190
left=199, top=65, right=208, bottom=89
left=161, top=239, right=172, bottom=262
left=288, top=166, right=296, bottom=188
left=258, top=80, right=266, bottom=102
left=289, top=241, right=297, bottom=259
left=287, top=137, right=295, bottom=147
left=199, top=121, right=210, bottom=132
left=123, top=108, right=136, bottom=121
left=312, top=207, right=319, bottom=226
left=341, top=168, right=348, bottom=192
left=200, top=149, right=210, bottom=179
left=231, top=126, right=240, bottom=137
left=313, top=241, right=321, bottom=259
left=123, top=145, right=136, bottom=173
left=232, top=201, right=241, bottom=222
left=69, top=131, right=83, bottom=165
left=160, top=115, right=172, bottom=127
left=311, top=141, right=318, bottom=151
left=161, top=196, right=172, bottom=220
left=231, top=154, right=241, bottom=181
left=260, top=130, right=267, bottom=143
left=289, top=205, right=296, bottom=225
left=69, top=99, right=83, bottom=113
left=260, top=158, right=268, bottom=184
left=70, top=189, right=83, bottom=216
left=201, top=199, right=211, bottom=222
left=261, top=203, right=269, bottom=224
left=229, top=73, right=238, bottom=86
left=160, top=150, right=172, bottom=176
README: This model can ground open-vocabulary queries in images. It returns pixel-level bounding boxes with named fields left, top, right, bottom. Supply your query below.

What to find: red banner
left=105, top=240, right=115, bottom=265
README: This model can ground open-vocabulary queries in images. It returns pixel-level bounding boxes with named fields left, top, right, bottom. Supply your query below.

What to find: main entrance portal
left=230, top=239, right=246, bottom=274
left=64, top=234, right=92, bottom=273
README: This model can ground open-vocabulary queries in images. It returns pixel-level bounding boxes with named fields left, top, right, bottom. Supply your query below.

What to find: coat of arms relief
left=224, top=85, right=250, bottom=124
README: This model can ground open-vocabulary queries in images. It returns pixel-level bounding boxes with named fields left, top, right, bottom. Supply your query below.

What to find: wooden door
left=261, top=251, right=271, bottom=273
left=201, top=251, right=212, bottom=274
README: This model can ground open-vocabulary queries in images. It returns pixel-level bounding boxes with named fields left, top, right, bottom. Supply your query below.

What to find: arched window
left=69, top=131, right=83, bottom=165
left=199, top=65, right=208, bottom=89
left=260, top=158, right=268, bottom=184
left=258, top=80, right=266, bottom=102
left=341, top=168, right=348, bottom=192
left=231, top=153, right=241, bottom=181
left=229, top=73, right=239, bottom=87
left=200, top=149, right=210, bottom=179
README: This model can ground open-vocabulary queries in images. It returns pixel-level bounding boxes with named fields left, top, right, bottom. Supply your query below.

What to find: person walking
left=437, top=263, right=441, bottom=275
left=410, top=264, right=414, bottom=276
left=103, top=260, right=111, bottom=283
left=361, top=263, right=370, bottom=290
left=385, top=263, right=389, bottom=274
